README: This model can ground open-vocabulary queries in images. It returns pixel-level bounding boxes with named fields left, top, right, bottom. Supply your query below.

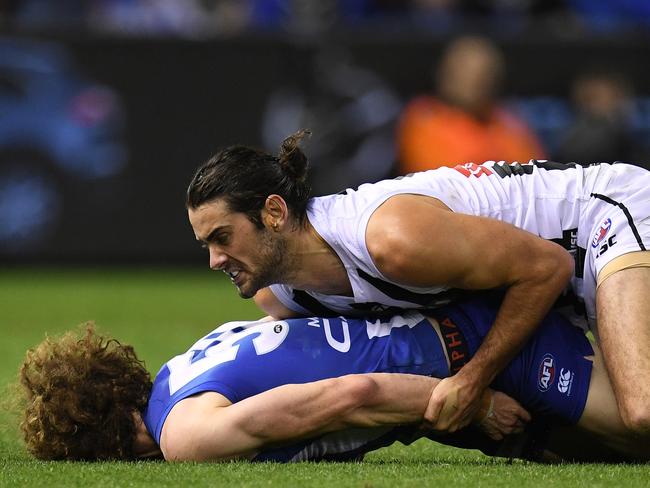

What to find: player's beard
left=236, top=227, right=290, bottom=299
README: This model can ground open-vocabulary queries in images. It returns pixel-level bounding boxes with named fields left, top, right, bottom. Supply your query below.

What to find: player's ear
left=262, top=195, right=288, bottom=231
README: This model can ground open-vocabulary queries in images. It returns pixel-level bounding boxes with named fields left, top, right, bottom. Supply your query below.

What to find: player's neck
left=133, top=413, right=163, bottom=459
left=286, top=220, right=353, bottom=296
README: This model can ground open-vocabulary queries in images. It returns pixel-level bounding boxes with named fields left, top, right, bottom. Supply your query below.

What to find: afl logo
left=591, top=218, right=612, bottom=248
left=538, top=353, right=556, bottom=392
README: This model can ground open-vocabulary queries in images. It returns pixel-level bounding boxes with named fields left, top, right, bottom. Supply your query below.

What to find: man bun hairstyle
left=278, top=129, right=311, bottom=182
left=186, top=129, right=313, bottom=228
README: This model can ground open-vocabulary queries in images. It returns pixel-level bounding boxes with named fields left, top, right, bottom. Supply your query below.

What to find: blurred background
left=3, top=1, right=650, bottom=466
left=1, top=0, right=649, bottom=265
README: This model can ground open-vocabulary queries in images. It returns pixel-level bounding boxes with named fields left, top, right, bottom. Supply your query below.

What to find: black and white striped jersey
left=270, top=160, right=650, bottom=332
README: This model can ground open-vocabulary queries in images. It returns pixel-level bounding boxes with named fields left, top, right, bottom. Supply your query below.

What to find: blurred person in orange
left=397, top=35, right=546, bottom=173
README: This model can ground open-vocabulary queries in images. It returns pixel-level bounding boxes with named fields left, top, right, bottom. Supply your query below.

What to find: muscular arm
left=162, top=371, right=527, bottom=462
left=161, top=373, right=439, bottom=461
left=367, top=195, right=574, bottom=427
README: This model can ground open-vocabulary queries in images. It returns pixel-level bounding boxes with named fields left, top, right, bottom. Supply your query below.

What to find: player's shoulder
left=365, top=194, right=452, bottom=276
left=160, top=391, right=231, bottom=460
left=367, top=192, right=450, bottom=235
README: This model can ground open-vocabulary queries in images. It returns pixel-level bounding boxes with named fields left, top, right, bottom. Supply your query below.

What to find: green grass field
left=1, top=268, right=649, bottom=487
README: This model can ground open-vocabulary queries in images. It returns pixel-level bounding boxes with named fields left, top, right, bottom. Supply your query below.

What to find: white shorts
left=573, top=163, right=650, bottom=333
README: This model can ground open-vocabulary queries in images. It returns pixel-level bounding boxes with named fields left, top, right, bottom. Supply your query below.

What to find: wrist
left=455, top=362, right=494, bottom=389
left=473, top=389, right=494, bottom=424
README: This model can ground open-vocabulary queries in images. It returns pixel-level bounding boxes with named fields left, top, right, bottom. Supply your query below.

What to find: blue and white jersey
left=143, top=299, right=593, bottom=462
left=143, top=312, right=447, bottom=461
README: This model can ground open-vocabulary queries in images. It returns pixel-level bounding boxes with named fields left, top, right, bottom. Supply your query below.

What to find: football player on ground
left=17, top=297, right=648, bottom=462
left=186, top=130, right=650, bottom=437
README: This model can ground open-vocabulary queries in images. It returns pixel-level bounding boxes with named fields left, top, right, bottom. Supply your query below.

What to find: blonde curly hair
left=18, top=324, right=152, bottom=460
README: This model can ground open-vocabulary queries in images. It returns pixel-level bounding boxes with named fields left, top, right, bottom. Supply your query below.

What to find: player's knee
left=620, top=402, right=650, bottom=436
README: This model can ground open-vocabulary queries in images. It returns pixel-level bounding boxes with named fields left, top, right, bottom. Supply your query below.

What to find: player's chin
left=235, top=282, right=258, bottom=299
left=237, top=289, right=255, bottom=299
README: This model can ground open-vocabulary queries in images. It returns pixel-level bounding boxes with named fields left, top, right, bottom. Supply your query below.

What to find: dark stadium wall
left=1, top=35, right=649, bottom=264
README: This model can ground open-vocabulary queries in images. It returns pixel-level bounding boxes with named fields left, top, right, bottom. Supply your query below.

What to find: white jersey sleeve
left=269, top=284, right=314, bottom=315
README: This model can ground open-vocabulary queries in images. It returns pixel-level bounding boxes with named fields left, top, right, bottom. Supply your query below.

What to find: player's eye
left=215, top=234, right=229, bottom=245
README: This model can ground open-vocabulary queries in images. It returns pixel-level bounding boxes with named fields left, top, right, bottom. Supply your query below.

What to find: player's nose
left=209, top=248, right=227, bottom=271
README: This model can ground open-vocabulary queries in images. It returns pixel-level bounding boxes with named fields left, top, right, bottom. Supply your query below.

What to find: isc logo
left=538, top=353, right=556, bottom=392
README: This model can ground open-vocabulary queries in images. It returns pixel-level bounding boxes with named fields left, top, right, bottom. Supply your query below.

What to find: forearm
left=459, top=247, right=574, bottom=385
left=169, top=374, right=495, bottom=461
left=339, top=373, right=441, bottom=428
left=240, top=373, right=440, bottom=445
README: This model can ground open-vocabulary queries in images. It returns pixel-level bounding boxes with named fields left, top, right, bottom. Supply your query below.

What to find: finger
left=424, top=393, right=445, bottom=425
left=513, top=412, right=530, bottom=425
left=491, top=431, right=504, bottom=441
left=434, top=388, right=459, bottom=429
left=438, top=404, right=468, bottom=431
left=460, top=411, right=476, bottom=429
left=512, top=423, right=525, bottom=434
left=507, top=401, right=531, bottom=421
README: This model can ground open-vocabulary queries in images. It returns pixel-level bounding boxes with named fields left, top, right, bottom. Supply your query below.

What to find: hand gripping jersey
left=143, top=298, right=592, bottom=462
left=269, top=161, right=650, bottom=334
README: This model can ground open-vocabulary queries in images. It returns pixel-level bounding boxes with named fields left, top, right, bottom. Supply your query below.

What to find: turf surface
left=1, top=268, right=649, bottom=487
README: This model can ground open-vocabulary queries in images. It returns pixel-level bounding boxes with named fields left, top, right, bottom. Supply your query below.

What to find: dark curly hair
left=18, top=324, right=152, bottom=460
left=186, top=129, right=312, bottom=228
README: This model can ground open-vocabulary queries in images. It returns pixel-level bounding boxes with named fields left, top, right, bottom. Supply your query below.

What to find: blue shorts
left=432, top=297, right=594, bottom=424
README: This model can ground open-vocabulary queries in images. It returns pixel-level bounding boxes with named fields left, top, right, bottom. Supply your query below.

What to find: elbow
left=551, top=245, right=575, bottom=285
left=536, top=243, right=573, bottom=289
